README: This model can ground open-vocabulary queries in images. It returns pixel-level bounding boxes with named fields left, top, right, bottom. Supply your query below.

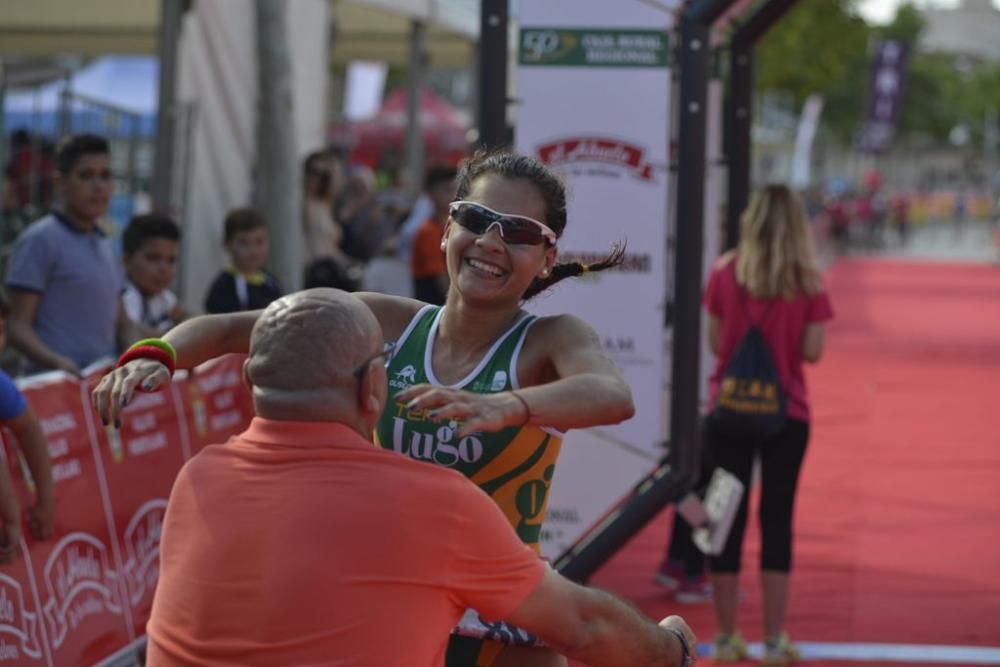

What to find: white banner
left=516, top=2, right=672, bottom=558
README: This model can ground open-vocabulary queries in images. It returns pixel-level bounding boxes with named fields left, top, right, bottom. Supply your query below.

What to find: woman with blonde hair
left=704, top=184, right=833, bottom=664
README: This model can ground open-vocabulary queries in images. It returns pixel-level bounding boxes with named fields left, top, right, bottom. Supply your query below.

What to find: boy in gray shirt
left=5, top=134, right=138, bottom=375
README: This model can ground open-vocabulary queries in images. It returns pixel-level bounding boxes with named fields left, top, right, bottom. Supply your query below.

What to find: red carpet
left=575, top=259, right=1000, bottom=665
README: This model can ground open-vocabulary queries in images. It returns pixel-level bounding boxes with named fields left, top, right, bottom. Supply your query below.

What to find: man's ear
left=358, top=363, right=381, bottom=414
left=242, top=358, right=254, bottom=392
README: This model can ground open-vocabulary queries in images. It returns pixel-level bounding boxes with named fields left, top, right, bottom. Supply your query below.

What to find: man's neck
left=60, top=209, right=99, bottom=233
left=253, top=395, right=373, bottom=441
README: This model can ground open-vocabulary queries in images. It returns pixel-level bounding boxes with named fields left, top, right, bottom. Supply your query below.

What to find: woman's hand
left=396, top=385, right=529, bottom=438
left=92, top=359, right=172, bottom=427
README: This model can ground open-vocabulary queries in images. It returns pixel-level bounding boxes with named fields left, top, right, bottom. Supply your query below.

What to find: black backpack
left=711, top=291, right=787, bottom=438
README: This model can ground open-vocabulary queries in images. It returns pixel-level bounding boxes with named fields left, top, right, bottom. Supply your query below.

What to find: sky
left=858, top=0, right=999, bottom=24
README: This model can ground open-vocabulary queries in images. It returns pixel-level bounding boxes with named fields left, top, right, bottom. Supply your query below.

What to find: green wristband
left=130, top=338, right=177, bottom=363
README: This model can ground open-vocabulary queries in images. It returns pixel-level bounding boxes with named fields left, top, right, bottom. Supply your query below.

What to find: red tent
left=330, top=87, right=469, bottom=169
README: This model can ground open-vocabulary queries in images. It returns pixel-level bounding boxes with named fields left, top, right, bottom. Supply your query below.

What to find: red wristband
left=116, top=344, right=176, bottom=378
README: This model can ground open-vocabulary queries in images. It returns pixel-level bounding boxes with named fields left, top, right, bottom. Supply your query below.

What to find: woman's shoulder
left=356, top=292, right=427, bottom=340
left=523, top=313, right=600, bottom=353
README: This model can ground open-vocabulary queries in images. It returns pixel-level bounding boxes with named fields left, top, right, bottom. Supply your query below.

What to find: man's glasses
left=352, top=340, right=396, bottom=379
left=449, top=201, right=557, bottom=247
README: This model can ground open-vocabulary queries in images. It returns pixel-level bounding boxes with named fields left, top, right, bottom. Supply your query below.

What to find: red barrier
left=0, top=356, right=254, bottom=666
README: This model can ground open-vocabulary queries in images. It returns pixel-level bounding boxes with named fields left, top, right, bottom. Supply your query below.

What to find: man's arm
left=506, top=569, right=693, bottom=667
left=448, top=479, right=696, bottom=667
left=6, top=407, right=54, bottom=540
left=0, top=462, right=21, bottom=564
left=6, top=289, right=79, bottom=374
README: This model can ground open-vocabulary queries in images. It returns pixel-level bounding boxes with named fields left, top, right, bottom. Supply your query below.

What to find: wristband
left=509, top=391, right=531, bottom=426
left=116, top=345, right=176, bottom=381
left=129, top=338, right=177, bottom=363
left=665, top=627, right=693, bottom=667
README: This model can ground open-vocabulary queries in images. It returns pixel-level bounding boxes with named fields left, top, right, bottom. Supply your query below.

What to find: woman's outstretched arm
left=92, top=310, right=262, bottom=425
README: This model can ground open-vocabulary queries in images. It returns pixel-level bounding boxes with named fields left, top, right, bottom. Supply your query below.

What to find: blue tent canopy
left=4, top=56, right=158, bottom=138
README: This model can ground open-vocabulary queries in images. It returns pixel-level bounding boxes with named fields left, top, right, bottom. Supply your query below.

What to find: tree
left=754, top=0, right=871, bottom=141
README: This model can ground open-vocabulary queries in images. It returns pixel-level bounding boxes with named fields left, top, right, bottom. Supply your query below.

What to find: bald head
left=245, top=289, right=382, bottom=410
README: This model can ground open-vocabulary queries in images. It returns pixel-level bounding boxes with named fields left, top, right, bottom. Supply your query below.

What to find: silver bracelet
left=665, top=627, right=693, bottom=667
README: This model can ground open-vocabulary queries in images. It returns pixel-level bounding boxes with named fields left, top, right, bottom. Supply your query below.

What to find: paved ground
left=837, top=219, right=998, bottom=264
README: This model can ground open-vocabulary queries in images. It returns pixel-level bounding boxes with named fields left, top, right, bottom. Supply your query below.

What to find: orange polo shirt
left=146, top=418, right=545, bottom=667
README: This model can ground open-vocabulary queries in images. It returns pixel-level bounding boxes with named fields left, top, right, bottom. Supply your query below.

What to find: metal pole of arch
left=477, top=0, right=509, bottom=150
left=725, top=0, right=798, bottom=249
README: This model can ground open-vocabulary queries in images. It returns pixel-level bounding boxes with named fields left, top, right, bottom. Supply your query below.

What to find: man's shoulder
left=376, top=449, right=478, bottom=496
left=12, top=214, right=60, bottom=244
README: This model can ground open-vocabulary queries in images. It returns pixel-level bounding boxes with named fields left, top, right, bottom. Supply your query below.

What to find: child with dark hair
left=204, top=208, right=282, bottom=313
left=0, top=292, right=55, bottom=561
left=122, top=214, right=188, bottom=335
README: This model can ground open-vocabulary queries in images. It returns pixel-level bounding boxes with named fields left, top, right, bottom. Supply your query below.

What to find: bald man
left=143, top=290, right=696, bottom=667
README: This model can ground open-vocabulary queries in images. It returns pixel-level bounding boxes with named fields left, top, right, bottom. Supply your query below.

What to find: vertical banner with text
left=516, top=3, right=672, bottom=557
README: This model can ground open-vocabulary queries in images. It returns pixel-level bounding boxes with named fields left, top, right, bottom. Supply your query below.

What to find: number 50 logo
left=521, top=29, right=578, bottom=64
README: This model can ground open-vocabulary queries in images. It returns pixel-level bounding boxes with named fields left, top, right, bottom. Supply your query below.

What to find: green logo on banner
left=520, top=28, right=667, bottom=68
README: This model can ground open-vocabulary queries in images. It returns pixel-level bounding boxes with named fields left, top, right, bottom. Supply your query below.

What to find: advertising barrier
left=0, top=356, right=253, bottom=666
left=516, top=3, right=673, bottom=557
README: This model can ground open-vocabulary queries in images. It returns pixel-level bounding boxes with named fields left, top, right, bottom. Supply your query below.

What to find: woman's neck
left=437, top=294, right=523, bottom=358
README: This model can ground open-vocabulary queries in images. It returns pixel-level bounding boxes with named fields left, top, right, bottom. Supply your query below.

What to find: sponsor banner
left=0, top=570, right=45, bottom=664
left=11, top=373, right=131, bottom=666
left=0, top=356, right=255, bottom=664
left=180, top=355, right=254, bottom=456
left=520, top=29, right=668, bottom=68
left=83, top=372, right=188, bottom=633
left=517, top=2, right=671, bottom=557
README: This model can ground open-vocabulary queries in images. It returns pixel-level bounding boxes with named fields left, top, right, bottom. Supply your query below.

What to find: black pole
left=555, top=0, right=735, bottom=584
left=725, top=0, right=799, bottom=249
left=477, top=0, right=508, bottom=150
left=152, top=0, right=186, bottom=214
left=726, top=45, right=752, bottom=250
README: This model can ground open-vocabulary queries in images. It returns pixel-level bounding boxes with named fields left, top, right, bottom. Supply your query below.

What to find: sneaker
left=761, top=632, right=801, bottom=666
left=653, top=561, right=684, bottom=590
left=712, top=632, right=749, bottom=662
left=674, top=574, right=712, bottom=604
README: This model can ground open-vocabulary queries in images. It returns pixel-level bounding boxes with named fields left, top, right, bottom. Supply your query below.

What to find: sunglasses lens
left=454, top=204, right=493, bottom=235
left=452, top=204, right=548, bottom=246
left=498, top=217, right=545, bottom=245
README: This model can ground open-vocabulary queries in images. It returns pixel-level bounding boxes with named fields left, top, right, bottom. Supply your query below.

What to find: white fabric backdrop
left=175, top=0, right=329, bottom=311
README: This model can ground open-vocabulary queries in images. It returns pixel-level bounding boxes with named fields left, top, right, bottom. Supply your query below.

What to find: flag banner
left=859, top=40, right=910, bottom=153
